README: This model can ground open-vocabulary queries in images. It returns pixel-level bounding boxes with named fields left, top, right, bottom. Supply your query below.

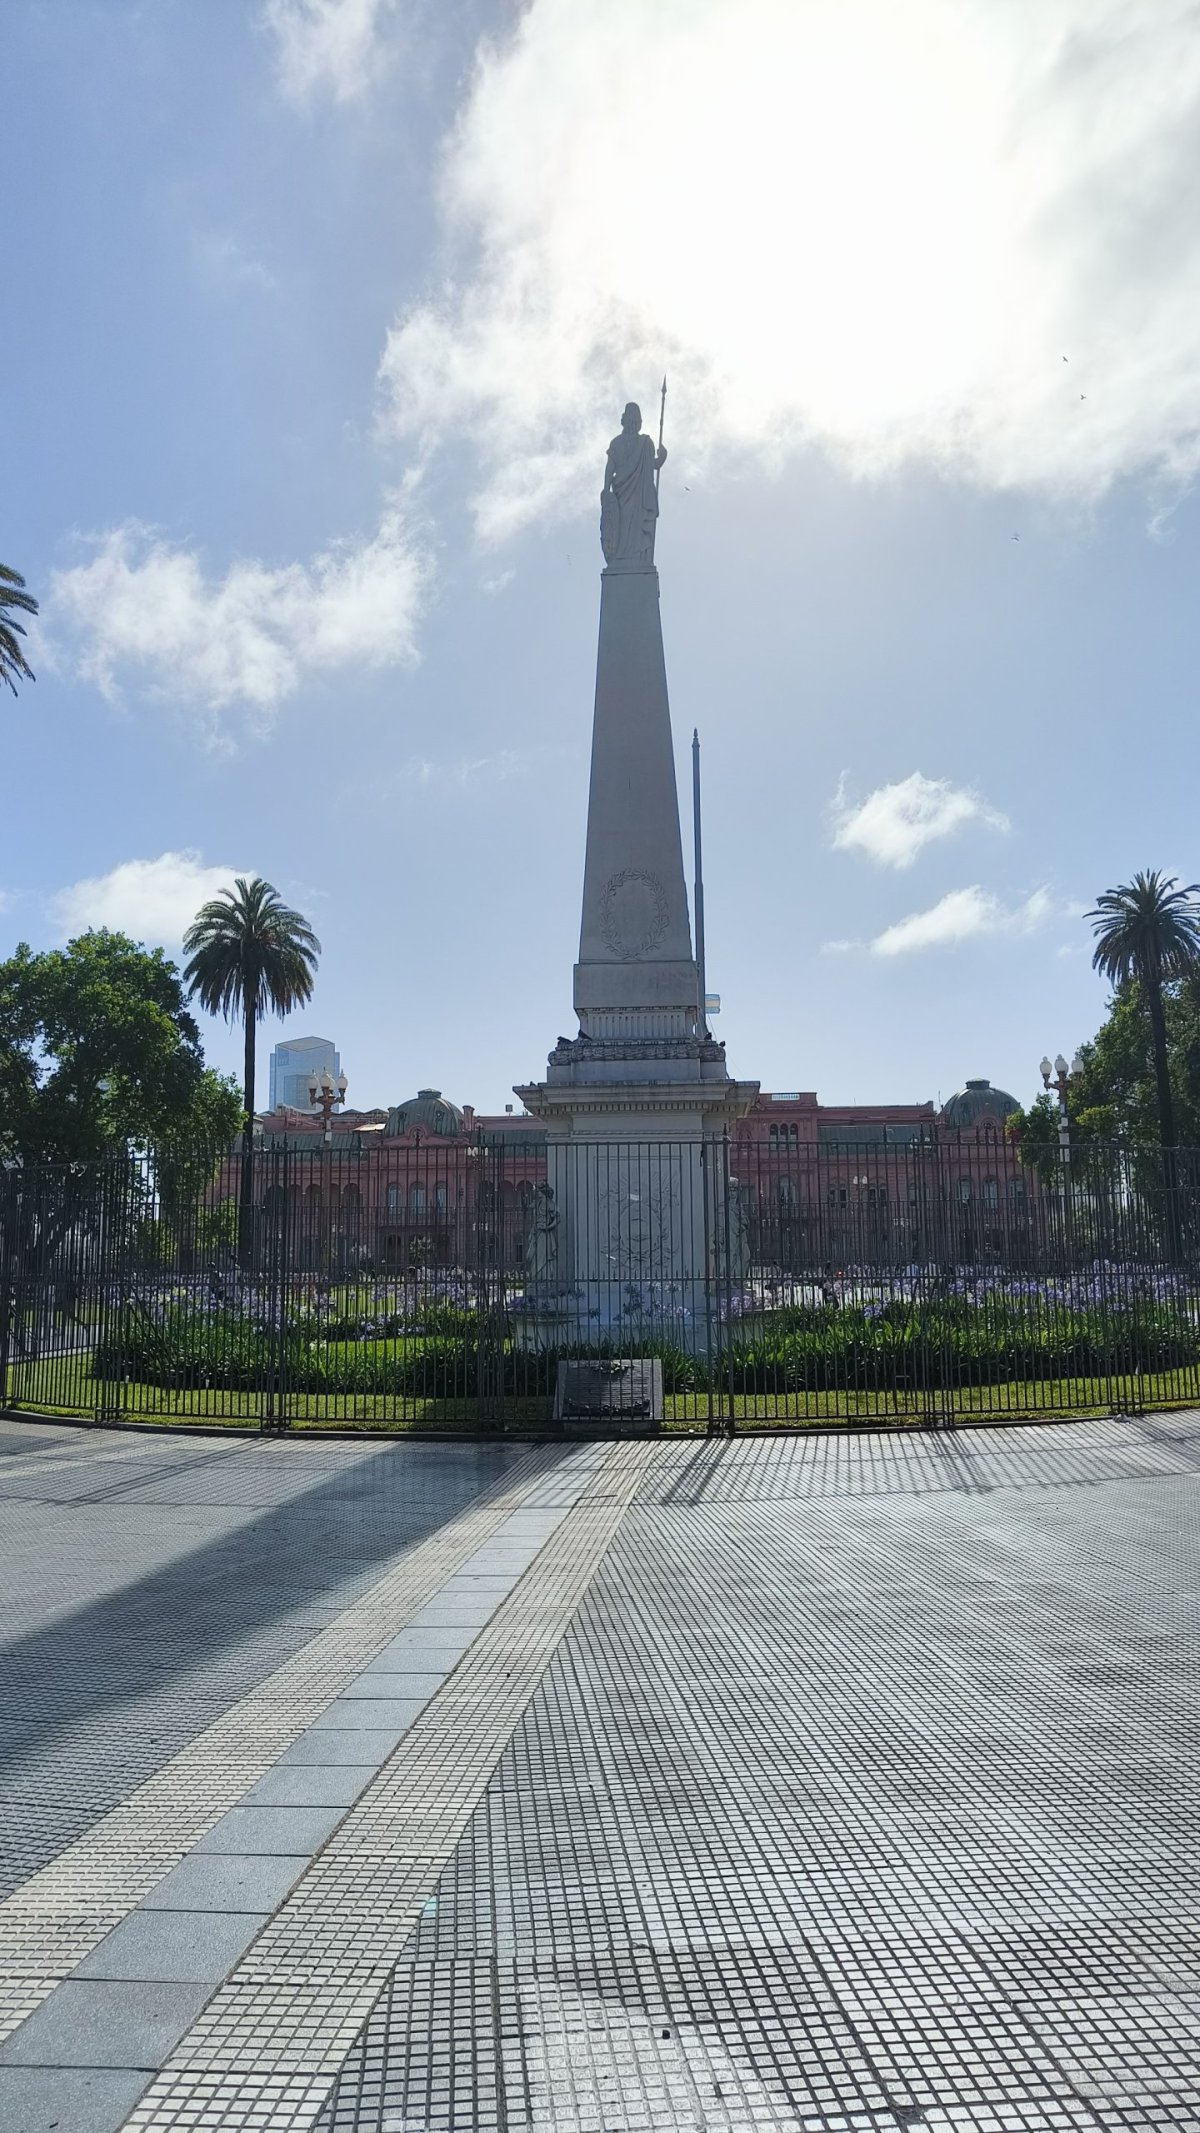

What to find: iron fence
left=1, top=1129, right=1198, bottom=1433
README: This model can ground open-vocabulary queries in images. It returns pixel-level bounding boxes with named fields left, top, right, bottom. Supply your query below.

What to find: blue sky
left=6, top=0, right=1200, bottom=1115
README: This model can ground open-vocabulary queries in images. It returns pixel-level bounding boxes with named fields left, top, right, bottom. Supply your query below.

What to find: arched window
left=957, top=1176, right=973, bottom=1205
left=409, top=1182, right=426, bottom=1213
left=982, top=1176, right=998, bottom=1208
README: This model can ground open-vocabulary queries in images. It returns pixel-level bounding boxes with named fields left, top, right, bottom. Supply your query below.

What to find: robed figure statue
left=522, top=1182, right=559, bottom=1285
left=600, top=401, right=667, bottom=566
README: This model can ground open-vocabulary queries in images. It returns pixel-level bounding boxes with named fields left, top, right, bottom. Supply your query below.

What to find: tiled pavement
left=1, top=1415, right=1198, bottom=2130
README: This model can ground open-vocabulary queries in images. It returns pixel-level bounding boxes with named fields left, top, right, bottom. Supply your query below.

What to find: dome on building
left=384, top=1088, right=464, bottom=1138
left=939, top=1077, right=1019, bottom=1131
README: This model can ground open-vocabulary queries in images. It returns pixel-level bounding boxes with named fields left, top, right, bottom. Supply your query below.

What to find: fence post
left=0, top=1171, right=15, bottom=1411
left=701, top=1139, right=716, bottom=1435
left=261, top=1141, right=291, bottom=1434
left=721, top=1130, right=736, bottom=1436
left=474, top=1131, right=504, bottom=1432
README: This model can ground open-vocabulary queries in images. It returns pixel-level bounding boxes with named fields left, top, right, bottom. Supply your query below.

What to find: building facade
left=240, top=1076, right=1031, bottom=1275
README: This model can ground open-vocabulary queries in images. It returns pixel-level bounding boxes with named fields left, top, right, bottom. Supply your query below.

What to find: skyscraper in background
left=268, top=1034, right=341, bottom=1112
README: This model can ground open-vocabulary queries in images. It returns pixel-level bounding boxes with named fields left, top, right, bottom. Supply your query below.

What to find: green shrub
left=92, top=1295, right=1198, bottom=1398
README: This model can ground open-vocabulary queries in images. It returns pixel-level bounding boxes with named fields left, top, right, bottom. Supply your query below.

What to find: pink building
left=241, top=1076, right=1031, bottom=1273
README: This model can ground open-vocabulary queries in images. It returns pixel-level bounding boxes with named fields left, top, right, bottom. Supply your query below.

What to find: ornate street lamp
left=1040, top=1052, right=1084, bottom=1157
left=1040, top=1050, right=1084, bottom=1265
left=307, top=1067, right=348, bottom=1144
left=307, top=1068, right=348, bottom=1281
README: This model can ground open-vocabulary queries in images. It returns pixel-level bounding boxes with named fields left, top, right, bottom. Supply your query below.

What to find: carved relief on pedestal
left=596, top=1173, right=681, bottom=1279
left=600, top=868, right=669, bottom=960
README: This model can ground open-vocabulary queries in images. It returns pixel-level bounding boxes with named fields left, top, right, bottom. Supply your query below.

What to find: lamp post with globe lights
left=308, top=1067, right=348, bottom=1142
left=308, top=1068, right=348, bottom=1280
left=1040, top=1051, right=1084, bottom=1262
left=1040, top=1052, right=1084, bottom=1158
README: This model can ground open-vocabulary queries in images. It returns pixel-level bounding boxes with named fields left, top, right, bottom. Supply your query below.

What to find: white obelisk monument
left=515, top=397, right=757, bottom=1335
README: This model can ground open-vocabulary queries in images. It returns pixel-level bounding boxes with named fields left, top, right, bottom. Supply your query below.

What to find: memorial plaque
left=553, top=1358, right=663, bottom=1436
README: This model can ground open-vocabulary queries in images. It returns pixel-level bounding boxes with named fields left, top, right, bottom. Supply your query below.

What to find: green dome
left=384, top=1088, right=463, bottom=1138
left=939, top=1078, right=1019, bottom=1131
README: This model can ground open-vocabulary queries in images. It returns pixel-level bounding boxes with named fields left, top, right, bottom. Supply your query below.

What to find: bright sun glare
left=385, top=0, right=1200, bottom=534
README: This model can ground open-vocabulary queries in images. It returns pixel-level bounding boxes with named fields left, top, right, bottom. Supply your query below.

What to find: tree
left=1088, top=872, right=1200, bottom=1157
left=182, top=877, right=320, bottom=1265
left=153, top=1068, right=247, bottom=1270
left=0, top=566, right=37, bottom=697
left=0, top=935, right=241, bottom=1379
left=0, top=931, right=241, bottom=1163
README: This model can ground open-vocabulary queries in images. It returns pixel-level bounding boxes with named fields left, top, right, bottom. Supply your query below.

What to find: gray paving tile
left=241, top=1763, right=377, bottom=1808
left=117, top=1448, right=647, bottom=2133
left=339, top=1669, right=446, bottom=1699
left=371, top=1627, right=475, bottom=1666
left=0, top=1978, right=210, bottom=2068
left=140, top=1851, right=310, bottom=1913
left=16, top=1424, right=1200, bottom=2132
left=277, top=1727, right=411, bottom=1767
left=74, top=1906, right=269, bottom=1983
left=192, top=1803, right=344, bottom=1855
left=308, top=1694, right=427, bottom=1730
left=0, top=2064, right=150, bottom=2133
left=403, top=1600, right=497, bottom=1631
left=438, top=1572, right=521, bottom=1593
left=0, top=1428, right=525, bottom=1900
left=457, top=1544, right=544, bottom=1572
left=315, top=1431, right=1200, bottom=2133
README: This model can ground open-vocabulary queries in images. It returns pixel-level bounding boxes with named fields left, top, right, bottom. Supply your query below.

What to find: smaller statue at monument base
left=522, top=1181, right=559, bottom=1287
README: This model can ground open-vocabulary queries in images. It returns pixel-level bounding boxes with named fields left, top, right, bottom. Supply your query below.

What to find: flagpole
left=693, top=727, right=707, bottom=1038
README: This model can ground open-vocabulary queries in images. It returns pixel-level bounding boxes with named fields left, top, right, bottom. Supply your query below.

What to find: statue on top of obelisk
left=600, top=390, right=667, bottom=567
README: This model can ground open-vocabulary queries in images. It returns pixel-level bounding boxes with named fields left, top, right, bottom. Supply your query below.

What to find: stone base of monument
left=511, top=1280, right=716, bottom=1357
left=553, top=1357, right=662, bottom=1435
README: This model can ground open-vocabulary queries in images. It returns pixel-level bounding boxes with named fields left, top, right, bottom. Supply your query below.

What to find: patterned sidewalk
left=1, top=1414, right=1198, bottom=2130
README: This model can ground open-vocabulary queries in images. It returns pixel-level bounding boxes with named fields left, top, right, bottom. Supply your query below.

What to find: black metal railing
left=1, top=1130, right=1198, bottom=1433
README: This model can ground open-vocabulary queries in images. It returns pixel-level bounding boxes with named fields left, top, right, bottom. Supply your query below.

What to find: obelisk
left=515, top=398, right=756, bottom=1329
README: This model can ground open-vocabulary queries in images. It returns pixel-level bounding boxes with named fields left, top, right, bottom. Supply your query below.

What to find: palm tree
left=0, top=566, right=38, bottom=696
left=1088, top=870, right=1200, bottom=1250
left=183, top=878, right=320, bottom=1265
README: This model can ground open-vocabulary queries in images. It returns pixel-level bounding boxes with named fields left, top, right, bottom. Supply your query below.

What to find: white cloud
left=378, top=0, right=1200, bottom=543
left=193, top=233, right=278, bottom=297
left=831, top=773, right=1009, bottom=869
left=868, top=884, right=1053, bottom=957
left=48, top=853, right=249, bottom=949
left=391, top=748, right=537, bottom=790
left=263, top=0, right=401, bottom=104
left=51, top=503, right=431, bottom=742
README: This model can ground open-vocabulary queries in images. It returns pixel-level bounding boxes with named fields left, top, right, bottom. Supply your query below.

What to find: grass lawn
left=6, top=1360, right=1197, bottom=1433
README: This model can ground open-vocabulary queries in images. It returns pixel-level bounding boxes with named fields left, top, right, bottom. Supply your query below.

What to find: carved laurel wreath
left=600, top=868, right=670, bottom=959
